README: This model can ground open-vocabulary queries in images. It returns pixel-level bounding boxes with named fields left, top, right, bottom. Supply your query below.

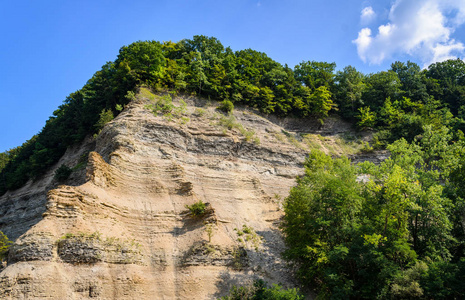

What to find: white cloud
left=378, top=23, right=394, bottom=37
left=353, top=0, right=465, bottom=66
left=361, top=6, right=376, bottom=24
left=431, top=40, right=465, bottom=62
left=354, top=28, right=373, bottom=63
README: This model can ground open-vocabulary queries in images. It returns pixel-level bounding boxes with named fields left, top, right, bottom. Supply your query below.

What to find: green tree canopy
left=283, top=125, right=465, bottom=298
left=334, top=65, right=366, bottom=118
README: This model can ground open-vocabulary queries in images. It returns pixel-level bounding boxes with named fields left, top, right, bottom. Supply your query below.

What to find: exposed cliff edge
left=0, top=90, right=384, bottom=299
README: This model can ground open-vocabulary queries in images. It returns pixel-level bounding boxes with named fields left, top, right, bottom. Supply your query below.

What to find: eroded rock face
left=0, top=93, right=361, bottom=299
left=8, top=233, right=54, bottom=263
left=0, top=139, right=95, bottom=241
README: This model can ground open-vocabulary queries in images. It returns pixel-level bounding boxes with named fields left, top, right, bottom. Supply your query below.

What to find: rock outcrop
left=0, top=90, right=369, bottom=299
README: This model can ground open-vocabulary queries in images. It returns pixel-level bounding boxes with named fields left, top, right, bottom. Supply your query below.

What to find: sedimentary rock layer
left=0, top=93, right=313, bottom=299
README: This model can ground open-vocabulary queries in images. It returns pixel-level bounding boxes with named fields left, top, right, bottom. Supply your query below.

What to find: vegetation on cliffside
left=283, top=131, right=465, bottom=298
left=0, top=231, right=12, bottom=262
left=1, top=36, right=465, bottom=195
left=220, top=279, right=304, bottom=300
left=2, top=35, right=465, bottom=299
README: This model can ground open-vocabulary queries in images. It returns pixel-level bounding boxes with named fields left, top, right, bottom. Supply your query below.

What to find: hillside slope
left=0, top=89, right=370, bottom=299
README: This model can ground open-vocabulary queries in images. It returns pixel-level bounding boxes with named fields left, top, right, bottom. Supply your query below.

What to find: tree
left=309, top=86, right=335, bottom=124
left=334, top=65, right=366, bottom=118
left=187, top=50, right=209, bottom=95
left=362, top=71, right=402, bottom=111
left=94, top=108, right=114, bottom=132
left=294, top=61, right=336, bottom=90
left=283, top=126, right=462, bottom=298
left=258, top=86, right=275, bottom=114
left=115, top=40, right=165, bottom=84
left=425, top=58, right=465, bottom=114
left=273, top=65, right=298, bottom=115
left=283, top=150, right=363, bottom=295
left=0, top=231, right=12, bottom=261
left=180, top=35, right=225, bottom=61
left=390, top=61, right=428, bottom=104
left=356, top=106, right=376, bottom=129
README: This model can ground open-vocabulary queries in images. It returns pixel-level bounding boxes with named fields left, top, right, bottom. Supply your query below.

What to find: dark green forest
left=1, top=35, right=465, bottom=298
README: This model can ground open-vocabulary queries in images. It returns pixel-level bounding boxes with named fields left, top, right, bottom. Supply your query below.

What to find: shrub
left=220, top=280, right=304, bottom=300
left=0, top=231, right=12, bottom=261
left=219, top=115, right=237, bottom=130
left=205, top=223, right=216, bottom=242
left=145, top=95, right=187, bottom=121
left=72, top=152, right=89, bottom=170
left=194, top=108, right=206, bottom=117
left=217, top=100, right=234, bottom=114
left=185, top=200, right=206, bottom=217
left=54, top=164, right=72, bottom=181
left=234, top=225, right=262, bottom=251
left=357, top=106, right=376, bottom=129
left=115, top=104, right=124, bottom=112
left=125, top=90, right=136, bottom=101
left=94, top=108, right=114, bottom=132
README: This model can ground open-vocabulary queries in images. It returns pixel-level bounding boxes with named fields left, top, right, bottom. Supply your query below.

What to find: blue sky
left=1, top=0, right=464, bottom=152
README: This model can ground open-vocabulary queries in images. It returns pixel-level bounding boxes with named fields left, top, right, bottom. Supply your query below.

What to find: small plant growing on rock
left=72, top=152, right=90, bottom=171
left=59, top=231, right=102, bottom=241
left=205, top=243, right=216, bottom=254
left=219, top=115, right=237, bottom=130
left=234, top=224, right=263, bottom=251
left=145, top=94, right=187, bottom=121
left=217, top=100, right=234, bottom=114
left=54, top=164, right=72, bottom=181
left=185, top=200, right=206, bottom=217
left=60, top=233, right=75, bottom=240
left=230, top=247, right=247, bottom=270
left=94, top=108, right=114, bottom=132
left=205, top=223, right=217, bottom=243
left=360, top=141, right=374, bottom=153
left=194, top=108, right=206, bottom=117
left=180, top=116, right=190, bottom=125
left=218, top=115, right=259, bottom=143
left=274, top=193, right=284, bottom=210
left=125, top=90, right=136, bottom=101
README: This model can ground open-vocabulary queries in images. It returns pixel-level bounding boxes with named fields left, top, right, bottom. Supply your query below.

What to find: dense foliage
left=282, top=126, right=465, bottom=298
left=1, top=35, right=465, bottom=196
left=219, top=280, right=304, bottom=300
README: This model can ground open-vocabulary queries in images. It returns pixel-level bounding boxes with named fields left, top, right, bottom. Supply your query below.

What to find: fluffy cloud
left=353, top=0, right=465, bottom=66
left=361, top=6, right=376, bottom=24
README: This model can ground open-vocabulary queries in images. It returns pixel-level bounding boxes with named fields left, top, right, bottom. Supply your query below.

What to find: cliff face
left=0, top=91, right=357, bottom=299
